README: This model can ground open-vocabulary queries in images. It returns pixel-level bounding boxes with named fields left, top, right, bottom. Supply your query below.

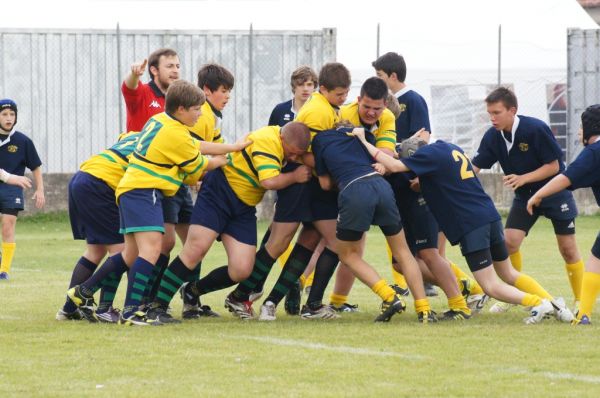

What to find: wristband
left=373, top=150, right=381, bottom=161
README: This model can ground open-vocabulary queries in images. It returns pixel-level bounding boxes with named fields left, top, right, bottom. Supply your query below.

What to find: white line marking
left=504, top=367, right=600, bottom=384
left=223, top=334, right=427, bottom=360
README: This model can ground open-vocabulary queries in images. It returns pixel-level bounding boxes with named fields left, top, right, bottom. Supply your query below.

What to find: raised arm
left=124, top=59, right=147, bottom=90
left=351, top=128, right=409, bottom=173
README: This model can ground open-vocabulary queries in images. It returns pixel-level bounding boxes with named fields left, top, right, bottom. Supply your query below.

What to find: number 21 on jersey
left=452, top=150, right=475, bottom=180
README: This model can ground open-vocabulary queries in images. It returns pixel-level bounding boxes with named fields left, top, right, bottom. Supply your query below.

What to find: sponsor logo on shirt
left=150, top=100, right=161, bottom=108
left=7, top=145, right=18, bottom=153
left=15, top=197, right=21, bottom=204
left=398, top=104, right=407, bottom=114
left=518, top=143, right=529, bottom=152
left=560, top=203, right=570, bottom=212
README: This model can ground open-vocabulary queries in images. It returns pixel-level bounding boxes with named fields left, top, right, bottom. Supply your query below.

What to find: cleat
left=551, top=297, right=575, bottom=323
left=572, top=315, right=591, bottom=326
left=489, top=301, right=514, bottom=314
left=0, top=272, right=9, bottom=281
left=146, top=305, right=182, bottom=324
left=439, top=309, right=471, bottom=321
left=424, top=282, right=438, bottom=297
left=198, top=305, right=220, bottom=317
left=467, top=294, right=490, bottom=314
left=55, top=308, right=84, bottom=321
left=304, top=286, right=311, bottom=296
left=224, top=293, right=255, bottom=320
left=459, top=278, right=472, bottom=299
left=417, top=310, right=438, bottom=323
left=182, top=303, right=201, bottom=319
left=284, top=280, right=302, bottom=315
left=523, top=299, right=553, bottom=324
left=374, top=294, right=406, bottom=322
left=259, top=301, right=277, bottom=321
left=249, top=290, right=264, bottom=303
left=119, top=310, right=160, bottom=326
left=331, top=303, right=359, bottom=313
left=95, top=307, right=121, bottom=324
left=390, top=284, right=410, bottom=297
left=300, top=304, right=340, bottom=320
left=66, top=286, right=98, bottom=323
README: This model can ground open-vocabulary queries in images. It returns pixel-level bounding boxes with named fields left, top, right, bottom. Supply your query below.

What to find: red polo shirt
left=121, top=79, right=165, bottom=132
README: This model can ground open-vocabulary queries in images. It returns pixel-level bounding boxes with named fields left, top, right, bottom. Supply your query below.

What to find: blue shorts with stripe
left=190, top=168, right=257, bottom=246
left=162, top=185, right=193, bottom=224
left=458, top=220, right=505, bottom=256
left=68, top=171, right=123, bottom=245
left=507, top=191, right=578, bottom=235
left=273, top=162, right=312, bottom=223
left=396, top=190, right=439, bottom=253
left=118, top=188, right=165, bottom=234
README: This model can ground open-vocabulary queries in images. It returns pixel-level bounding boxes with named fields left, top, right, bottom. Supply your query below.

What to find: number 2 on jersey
left=452, top=150, right=475, bottom=180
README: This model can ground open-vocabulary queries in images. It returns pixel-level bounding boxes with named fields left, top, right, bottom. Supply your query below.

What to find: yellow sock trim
left=371, top=279, right=395, bottom=302
left=450, top=262, right=469, bottom=279
left=521, top=293, right=542, bottom=308
left=0, top=242, right=16, bottom=274
left=391, top=268, right=407, bottom=289
left=414, top=298, right=431, bottom=313
left=329, top=293, right=347, bottom=307
left=277, top=243, right=293, bottom=269
left=565, top=260, right=584, bottom=301
left=450, top=262, right=484, bottom=295
left=305, top=271, right=314, bottom=288
left=448, top=294, right=470, bottom=314
left=578, top=271, right=600, bottom=320
left=509, top=251, right=523, bottom=272
left=514, top=273, right=553, bottom=300
left=299, top=274, right=307, bottom=289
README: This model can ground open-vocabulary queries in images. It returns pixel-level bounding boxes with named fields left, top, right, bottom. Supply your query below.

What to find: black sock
left=97, top=254, right=129, bottom=313
left=259, top=228, right=271, bottom=250
left=190, top=266, right=235, bottom=296
left=146, top=253, right=169, bottom=303
left=232, top=247, right=276, bottom=300
left=306, top=247, right=339, bottom=308
left=63, top=257, right=97, bottom=313
left=266, top=244, right=313, bottom=305
left=154, top=256, right=194, bottom=308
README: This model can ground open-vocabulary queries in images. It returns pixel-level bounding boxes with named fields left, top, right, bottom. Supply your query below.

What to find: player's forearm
left=123, top=73, right=140, bottom=90
left=32, top=167, right=44, bottom=191
left=200, top=141, right=244, bottom=156
left=302, top=153, right=315, bottom=168
left=532, top=174, right=571, bottom=201
left=522, top=161, right=560, bottom=184
left=318, top=175, right=333, bottom=191
left=359, top=137, right=408, bottom=173
left=260, top=173, right=298, bottom=191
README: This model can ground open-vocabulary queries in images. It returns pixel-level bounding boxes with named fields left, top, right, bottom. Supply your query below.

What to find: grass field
left=1, top=212, right=599, bottom=397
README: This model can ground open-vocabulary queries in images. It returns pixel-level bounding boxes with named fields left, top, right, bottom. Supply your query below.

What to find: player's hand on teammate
left=233, top=138, right=252, bottom=151
left=211, top=155, right=229, bottom=168
left=32, top=189, right=45, bottom=209
left=372, top=162, right=386, bottom=175
left=131, top=59, right=148, bottom=77
left=409, top=177, right=421, bottom=192
left=410, top=128, right=430, bottom=142
left=526, top=195, right=542, bottom=215
left=350, top=127, right=366, bottom=141
left=503, top=174, right=526, bottom=191
left=293, top=165, right=312, bottom=183
left=7, top=174, right=32, bottom=189
left=190, top=181, right=202, bottom=193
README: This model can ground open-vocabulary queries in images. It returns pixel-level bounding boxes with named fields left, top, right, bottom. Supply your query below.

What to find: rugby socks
left=231, top=248, right=276, bottom=301
left=259, top=228, right=271, bottom=249
left=63, top=257, right=98, bottom=313
left=521, top=294, right=542, bottom=308
left=251, top=229, right=271, bottom=294
left=306, top=247, right=339, bottom=308
left=96, top=254, right=129, bottom=313
left=448, top=294, right=470, bottom=314
left=154, top=256, right=193, bottom=308
left=414, top=298, right=432, bottom=313
left=266, top=244, right=313, bottom=305
left=391, top=267, right=408, bottom=290
left=578, top=271, right=600, bottom=320
left=509, top=251, right=523, bottom=272
left=278, top=244, right=294, bottom=269
left=329, top=293, right=347, bottom=307
left=189, top=265, right=235, bottom=296
left=565, top=260, right=584, bottom=301
left=0, top=242, right=16, bottom=274
left=122, top=257, right=153, bottom=318
left=303, top=270, right=315, bottom=289
left=449, top=261, right=484, bottom=295
left=371, top=279, right=396, bottom=302
left=514, top=274, right=553, bottom=300
left=81, top=253, right=127, bottom=296
left=146, top=254, right=169, bottom=302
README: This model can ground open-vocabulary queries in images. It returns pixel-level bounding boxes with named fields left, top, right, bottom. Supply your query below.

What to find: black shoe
left=374, top=294, right=406, bottom=322
left=417, top=310, right=438, bottom=323
left=180, top=282, right=199, bottom=306
left=284, top=280, right=302, bottom=315
left=146, top=305, right=182, bottom=324
left=390, top=284, right=410, bottom=297
left=66, top=286, right=98, bottom=323
left=198, top=305, right=220, bottom=317
left=439, top=309, right=471, bottom=321
left=331, top=303, right=359, bottom=313
left=424, top=282, right=438, bottom=297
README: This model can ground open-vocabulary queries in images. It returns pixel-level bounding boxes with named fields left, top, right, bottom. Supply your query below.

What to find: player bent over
left=353, top=128, right=574, bottom=324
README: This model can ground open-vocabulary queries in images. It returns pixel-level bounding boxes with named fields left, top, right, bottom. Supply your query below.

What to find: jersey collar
left=0, top=127, right=16, bottom=148
left=394, top=86, right=411, bottom=98
left=148, top=80, right=165, bottom=98
left=501, top=115, right=520, bottom=153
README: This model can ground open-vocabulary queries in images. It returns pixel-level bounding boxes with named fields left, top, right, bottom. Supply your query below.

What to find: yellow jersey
left=79, top=131, right=141, bottom=191
left=295, top=92, right=340, bottom=149
left=340, top=102, right=397, bottom=152
left=116, top=112, right=210, bottom=199
left=223, top=126, right=284, bottom=206
left=188, top=101, right=224, bottom=143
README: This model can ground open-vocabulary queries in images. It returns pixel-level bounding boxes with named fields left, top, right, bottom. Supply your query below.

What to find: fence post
left=248, top=23, right=254, bottom=132
left=497, top=24, right=502, bottom=86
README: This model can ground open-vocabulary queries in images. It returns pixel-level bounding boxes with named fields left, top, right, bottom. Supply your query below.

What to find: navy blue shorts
left=190, top=168, right=257, bottom=245
left=337, top=175, right=401, bottom=233
left=458, top=220, right=505, bottom=256
left=0, top=184, right=24, bottom=212
left=118, top=188, right=165, bottom=234
left=592, top=232, right=600, bottom=259
left=68, top=171, right=123, bottom=245
left=396, top=191, right=439, bottom=253
left=507, top=192, right=578, bottom=235
left=309, top=177, right=338, bottom=221
left=273, top=163, right=312, bottom=223
left=162, top=185, right=193, bottom=224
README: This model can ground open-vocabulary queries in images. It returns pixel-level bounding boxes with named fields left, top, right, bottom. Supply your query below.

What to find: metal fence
left=0, top=27, right=336, bottom=173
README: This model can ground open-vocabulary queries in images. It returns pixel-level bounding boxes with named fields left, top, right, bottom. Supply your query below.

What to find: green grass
left=1, top=214, right=600, bottom=397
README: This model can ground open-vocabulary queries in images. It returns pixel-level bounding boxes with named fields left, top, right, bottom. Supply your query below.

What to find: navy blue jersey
left=401, top=140, right=500, bottom=245
left=472, top=115, right=565, bottom=198
left=396, top=89, right=431, bottom=142
left=0, top=130, right=42, bottom=198
left=563, top=141, right=600, bottom=206
left=268, top=100, right=295, bottom=127
left=312, top=129, right=376, bottom=189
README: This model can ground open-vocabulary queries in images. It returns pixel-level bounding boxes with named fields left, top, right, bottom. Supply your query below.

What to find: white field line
left=503, top=367, right=600, bottom=384
left=223, top=334, right=428, bottom=361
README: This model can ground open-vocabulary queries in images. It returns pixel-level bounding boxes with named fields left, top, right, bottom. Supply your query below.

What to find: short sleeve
left=472, top=130, right=498, bottom=169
